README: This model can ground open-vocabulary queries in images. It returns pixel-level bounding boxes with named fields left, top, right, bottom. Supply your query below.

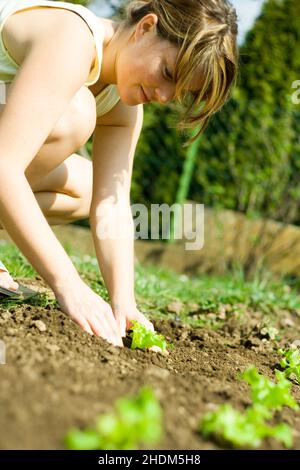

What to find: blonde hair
left=119, top=0, right=238, bottom=146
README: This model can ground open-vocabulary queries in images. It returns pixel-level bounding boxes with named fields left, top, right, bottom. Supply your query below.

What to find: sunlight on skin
left=99, top=14, right=203, bottom=106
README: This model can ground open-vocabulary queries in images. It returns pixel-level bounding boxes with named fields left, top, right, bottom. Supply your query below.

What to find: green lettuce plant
left=200, top=403, right=293, bottom=448
left=130, top=320, right=173, bottom=353
left=278, top=348, right=300, bottom=384
left=240, top=366, right=298, bottom=411
left=65, top=387, right=163, bottom=450
left=199, top=366, right=297, bottom=448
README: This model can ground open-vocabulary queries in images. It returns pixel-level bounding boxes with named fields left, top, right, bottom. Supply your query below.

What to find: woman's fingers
left=120, top=319, right=127, bottom=338
left=90, top=313, right=122, bottom=347
left=87, top=305, right=123, bottom=347
left=77, top=313, right=122, bottom=347
left=75, top=317, right=94, bottom=336
left=123, top=310, right=155, bottom=334
left=0, top=270, right=19, bottom=290
left=103, top=308, right=124, bottom=346
left=54, top=282, right=123, bottom=347
left=135, top=312, right=155, bottom=332
left=115, top=314, right=127, bottom=338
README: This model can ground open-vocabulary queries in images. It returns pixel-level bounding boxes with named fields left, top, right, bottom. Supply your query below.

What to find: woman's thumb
left=118, top=318, right=126, bottom=337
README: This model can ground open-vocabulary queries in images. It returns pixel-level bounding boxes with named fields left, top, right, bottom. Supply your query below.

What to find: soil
left=0, top=277, right=300, bottom=450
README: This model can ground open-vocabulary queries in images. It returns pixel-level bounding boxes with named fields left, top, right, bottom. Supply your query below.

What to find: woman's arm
left=0, top=14, right=95, bottom=288
left=90, top=103, right=154, bottom=336
left=0, top=16, right=123, bottom=346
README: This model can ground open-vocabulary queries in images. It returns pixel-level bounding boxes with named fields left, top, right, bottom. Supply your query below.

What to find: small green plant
left=240, top=366, right=299, bottom=411
left=278, top=348, right=300, bottom=384
left=260, top=325, right=279, bottom=341
left=199, top=366, right=297, bottom=449
left=130, top=320, right=173, bottom=353
left=200, top=404, right=293, bottom=448
left=65, top=387, right=163, bottom=450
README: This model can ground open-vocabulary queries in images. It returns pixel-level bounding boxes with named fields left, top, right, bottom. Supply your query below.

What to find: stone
left=33, top=320, right=47, bottom=332
left=167, top=300, right=184, bottom=314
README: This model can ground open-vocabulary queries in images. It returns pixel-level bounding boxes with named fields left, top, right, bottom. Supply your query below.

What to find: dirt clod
left=33, top=320, right=47, bottom=332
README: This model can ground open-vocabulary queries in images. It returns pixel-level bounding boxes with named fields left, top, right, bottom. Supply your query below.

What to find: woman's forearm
left=90, top=203, right=136, bottom=309
left=0, top=168, right=81, bottom=290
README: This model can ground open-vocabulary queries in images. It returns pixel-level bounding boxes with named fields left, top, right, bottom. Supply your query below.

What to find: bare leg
left=0, top=85, right=95, bottom=290
left=0, top=190, right=89, bottom=289
left=0, top=153, right=93, bottom=289
left=33, top=190, right=91, bottom=226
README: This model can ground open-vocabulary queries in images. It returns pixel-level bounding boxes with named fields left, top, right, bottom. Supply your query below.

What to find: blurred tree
left=190, top=0, right=300, bottom=224
left=75, top=0, right=300, bottom=232
left=187, top=0, right=300, bottom=277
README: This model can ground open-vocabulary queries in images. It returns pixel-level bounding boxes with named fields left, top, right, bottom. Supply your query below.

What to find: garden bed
left=0, top=277, right=300, bottom=450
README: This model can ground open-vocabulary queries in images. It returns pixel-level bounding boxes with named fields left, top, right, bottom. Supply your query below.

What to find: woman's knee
left=46, top=86, right=97, bottom=149
left=59, top=155, right=93, bottom=220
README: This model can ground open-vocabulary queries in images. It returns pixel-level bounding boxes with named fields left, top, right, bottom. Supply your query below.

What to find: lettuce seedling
left=64, top=428, right=101, bottom=450
left=240, top=366, right=298, bottom=411
left=278, top=348, right=300, bottom=384
left=129, top=320, right=173, bottom=353
left=260, top=325, right=279, bottom=341
left=65, top=387, right=163, bottom=450
left=200, top=403, right=293, bottom=448
left=200, top=366, right=297, bottom=449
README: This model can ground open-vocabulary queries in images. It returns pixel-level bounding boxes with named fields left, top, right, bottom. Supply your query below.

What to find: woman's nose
left=155, top=86, right=175, bottom=104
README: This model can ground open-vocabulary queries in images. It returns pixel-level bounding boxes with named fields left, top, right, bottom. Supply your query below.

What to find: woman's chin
left=118, top=93, right=131, bottom=105
left=121, top=96, right=141, bottom=106
left=119, top=88, right=144, bottom=106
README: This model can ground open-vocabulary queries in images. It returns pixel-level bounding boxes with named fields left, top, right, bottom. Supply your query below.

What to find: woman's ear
left=134, top=13, right=158, bottom=41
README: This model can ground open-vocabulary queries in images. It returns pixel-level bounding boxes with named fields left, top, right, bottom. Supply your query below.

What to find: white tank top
left=0, top=0, right=120, bottom=116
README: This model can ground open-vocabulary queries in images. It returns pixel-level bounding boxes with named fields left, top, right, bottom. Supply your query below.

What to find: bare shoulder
left=96, top=100, right=144, bottom=128
left=2, top=7, right=96, bottom=67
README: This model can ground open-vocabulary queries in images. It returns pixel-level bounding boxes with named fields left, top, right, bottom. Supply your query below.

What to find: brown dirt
left=0, top=277, right=300, bottom=450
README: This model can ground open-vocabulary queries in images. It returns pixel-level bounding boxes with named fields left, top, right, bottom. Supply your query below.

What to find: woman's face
left=116, top=14, right=179, bottom=106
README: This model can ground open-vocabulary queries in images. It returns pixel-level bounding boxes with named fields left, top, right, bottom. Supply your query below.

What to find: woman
left=0, top=0, right=238, bottom=347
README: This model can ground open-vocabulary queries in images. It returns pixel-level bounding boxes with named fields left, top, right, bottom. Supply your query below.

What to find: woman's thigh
left=0, top=83, right=96, bottom=185
left=30, top=153, right=93, bottom=200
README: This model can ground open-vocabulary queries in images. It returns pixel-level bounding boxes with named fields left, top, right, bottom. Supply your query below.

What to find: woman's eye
left=164, top=67, right=173, bottom=81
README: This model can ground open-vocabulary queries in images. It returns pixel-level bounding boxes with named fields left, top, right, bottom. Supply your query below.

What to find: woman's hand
left=53, top=279, right=123, bottom=347
left=113, top=303, right=165, bottom=354
left=113, top=303, right=155, bottom=338
left=0, top=264, right=19, bottom=291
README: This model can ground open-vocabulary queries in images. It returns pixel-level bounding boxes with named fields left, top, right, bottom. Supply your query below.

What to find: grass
left=1, top=239, right=300, bottom=328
